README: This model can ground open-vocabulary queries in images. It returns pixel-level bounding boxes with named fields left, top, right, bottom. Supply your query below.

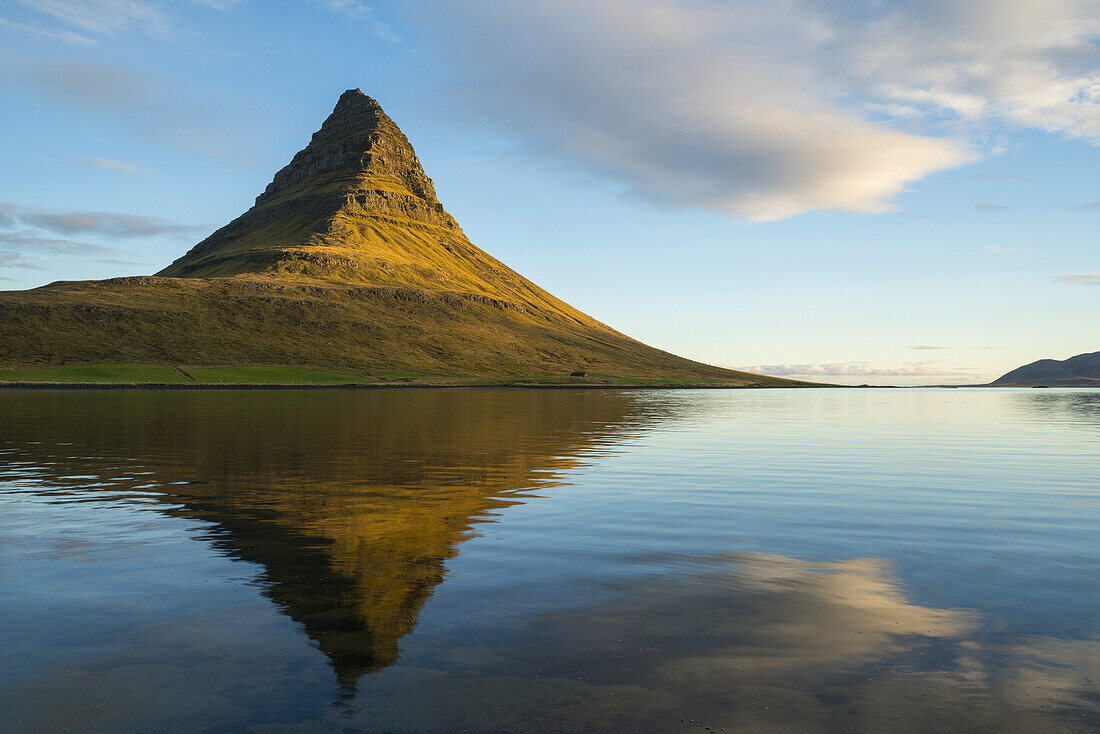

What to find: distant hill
left=991, top=351, right=1100, bottom=387
left=0, top=89, right=802, bottom=386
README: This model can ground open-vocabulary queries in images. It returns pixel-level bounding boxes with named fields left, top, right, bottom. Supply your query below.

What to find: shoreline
left=5, top=382, right=1095, bottom=391
left=0, top=382, right=829, bottom=391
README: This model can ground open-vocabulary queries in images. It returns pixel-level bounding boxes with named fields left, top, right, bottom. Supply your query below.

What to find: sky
left=0, top=0, right=1097, bottom=385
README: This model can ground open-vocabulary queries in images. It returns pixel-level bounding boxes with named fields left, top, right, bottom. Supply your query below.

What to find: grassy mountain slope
left=0, top=90, right=803, bottom=386
left=990, top=351, right=1100, bottom=387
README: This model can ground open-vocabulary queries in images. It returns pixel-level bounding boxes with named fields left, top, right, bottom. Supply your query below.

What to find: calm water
left=1, top=388, right=1098, bottom=733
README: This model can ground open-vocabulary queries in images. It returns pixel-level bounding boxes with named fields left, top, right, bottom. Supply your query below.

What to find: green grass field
left=0, top=364, right=187, bottom=383
left=0, top=364, right=367, bottom=385
left=0, top=363, right=803, bottom=387
left=186, top=366, right=368, bottom=384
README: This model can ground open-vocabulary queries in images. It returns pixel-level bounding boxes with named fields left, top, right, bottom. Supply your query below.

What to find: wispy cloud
left=190, top=0, right=243, bottom=8
left=7, top=0, right=242, bottom=48
left=974, top=203, right=1008, bottom=211
left=983, top=246, right=1044, bottom=256
left=0, top=14, right=97, bottom=44
left=0, top=208, right=170, bottom=271
left=415, top=0, right=1100, bottom=220
left=15, top=0, right=169, bottom=36
left=1056, top=274, right=1100, bottom=285
left=322, top=0, right=399, bottom=41
left=0, top=202, right=199, bottom=239
left=0, top=252, right=45, bottom=269
left=0, top=232, right=147, bottom=268
left=69, top=156, right=153, bottom=175
left=0, top=232, right=117, bottom=255
left=25, top=59, right=157, bottom=116
left=740, top=361, right=977, bottom=378
left=905, top=345, right=950, bottom=350
left=1, top=58, right=273, bottom=162
left=29, top=59, right=154, bottom=109
left=1073, top=202, right=1100, bottom=211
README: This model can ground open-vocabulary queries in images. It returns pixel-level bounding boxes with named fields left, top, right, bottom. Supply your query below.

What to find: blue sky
left=0, top=0, right=1097, bottom=384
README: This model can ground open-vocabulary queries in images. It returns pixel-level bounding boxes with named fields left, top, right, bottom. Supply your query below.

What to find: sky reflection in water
left=0, top=388, right=1097, bottom=733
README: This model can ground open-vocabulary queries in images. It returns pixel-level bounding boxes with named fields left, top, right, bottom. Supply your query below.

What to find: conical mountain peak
left=158, top=90, right=463, bottom=283
left=157, top=90, right=597, bottom=324
left=257, top=89, right=437, bottom=206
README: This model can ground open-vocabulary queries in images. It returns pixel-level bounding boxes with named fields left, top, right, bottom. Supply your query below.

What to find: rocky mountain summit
left=0, top=90, right=798, bottom=385
left=162, top=90, right=450, bottom=279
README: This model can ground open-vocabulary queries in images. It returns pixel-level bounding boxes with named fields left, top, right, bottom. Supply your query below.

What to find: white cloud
left=848, top=0, right=1100, bottom=142
left=1057, top=273, right=1100, bottom=284
left=412, top=0, right=1100, bottom=220
left=740, top=362, right=977, bottom=378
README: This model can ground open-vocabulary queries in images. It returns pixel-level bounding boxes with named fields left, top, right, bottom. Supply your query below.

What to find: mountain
left=991, top=351, right=1100, bottom=386
left=159, top=89, right=593, bottom=323
left=0, top=89, right=798, bottom=386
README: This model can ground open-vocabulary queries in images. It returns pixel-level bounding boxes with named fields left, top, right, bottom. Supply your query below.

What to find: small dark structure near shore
left=570, top=371, right=588, bottom=378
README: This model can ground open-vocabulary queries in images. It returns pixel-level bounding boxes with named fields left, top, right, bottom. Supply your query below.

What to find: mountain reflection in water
left=0, top=388, right=1097, bottom=733
left=0, top=389, right=668, bottom=687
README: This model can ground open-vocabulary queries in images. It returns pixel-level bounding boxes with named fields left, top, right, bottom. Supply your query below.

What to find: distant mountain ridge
left=991, top=351, right=1100, bottom=386
left=0, top=90, right=798, bottom=386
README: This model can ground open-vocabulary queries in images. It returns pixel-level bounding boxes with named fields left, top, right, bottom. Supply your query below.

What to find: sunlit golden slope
left=0, top=90, right=802, bottom=385
left=159, top=90, right=595, bottom=327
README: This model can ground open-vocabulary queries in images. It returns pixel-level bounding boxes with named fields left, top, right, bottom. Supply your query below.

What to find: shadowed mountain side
left=0, top=90, right=799, bottom=385
left=0, top=390, right=673, bottom=686
left=992, top=350, right=1100, bottom=387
